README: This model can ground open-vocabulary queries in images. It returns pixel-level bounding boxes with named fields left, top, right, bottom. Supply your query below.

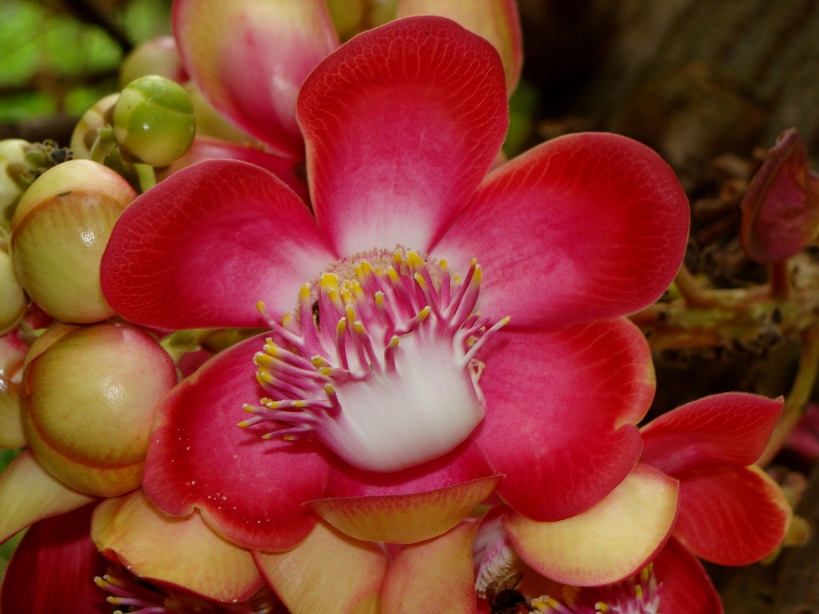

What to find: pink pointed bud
left=740, top=128, right=819, bottom=263
left=20, top=322, right=177, bottom=497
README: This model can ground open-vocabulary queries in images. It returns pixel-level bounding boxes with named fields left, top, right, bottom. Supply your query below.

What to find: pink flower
left=100, top=15, right=689, bottom=583
left=640, top=393, right=791, bottom=569
left=1, top=504, right=281, bottom=613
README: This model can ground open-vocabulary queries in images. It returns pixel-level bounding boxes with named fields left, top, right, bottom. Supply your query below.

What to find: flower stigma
left=240, top=247, right=509, bottom=472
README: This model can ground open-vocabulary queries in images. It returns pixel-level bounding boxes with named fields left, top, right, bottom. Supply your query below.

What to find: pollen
left=243, top=247, right=509, bottom=473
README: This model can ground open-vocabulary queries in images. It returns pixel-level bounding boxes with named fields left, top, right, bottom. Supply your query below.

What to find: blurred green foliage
left=0, top=0, right=171, bottom=122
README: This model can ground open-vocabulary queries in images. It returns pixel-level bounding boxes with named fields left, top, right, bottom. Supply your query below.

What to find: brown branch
left=59, top=0, right=133, bottom=54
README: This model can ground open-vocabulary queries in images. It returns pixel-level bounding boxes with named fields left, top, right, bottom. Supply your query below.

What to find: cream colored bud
left=0, top=139, right=30, bottom=227
left=21, top=322, right=177, bottom=497
left=70, top=93, right=120, bottom=160
left=119, top=36, right=187, bottom=89
left=10, top=159, right=136, bottom=323
left=0, top=249, right=26, bottom=335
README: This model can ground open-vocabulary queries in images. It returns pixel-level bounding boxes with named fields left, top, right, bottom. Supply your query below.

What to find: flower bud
left=20, top=322, right=177, bottom=497
left=119, top=36, right=188, bottom=89
left=69, top=93, right=119, bottom=160
left=0, top=139, right=30, bottom=227
left=10, top=159, right=136, bottom=323
left=741, top=128, right=819, bottom=263
left=112, top=75, right=196, bottom=167
left=0, top=248, right=26, bottom=336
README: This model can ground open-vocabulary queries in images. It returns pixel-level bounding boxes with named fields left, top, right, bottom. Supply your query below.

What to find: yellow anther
left=640, top=565, right=651, bottom=582
left=453, top=275, right=461, bottom=284
left=256, top=300, right=266, bottom=313
left=336, top=318, right=347, bottom=334
left=595, top=603, right=610, bottom=612
left=388, top=335, right=400, bottom=347
left=281, top=313, right=295, bottom=328
left=262, top=433, right=274, bottom=440
left=413, top=272, right=427, bottom=289
left=472, top=265, right=482, bottom=284
left=263, top=343, right=279, bottom=356
left=374, top=292, right=385, bottom=307
left=324, top=383, right=335, bottom=395
left=387, top=268, right=400, bottom=283
left=311, top=356, right=327, bottom=367
left=500, top=316, right=511, bottom=326
left=354, top=321, right=365, bottom=334
left=407, top=251, right=424, bottom=269
left=393, top=252, right=402, bottom=265
left=418, top=306, right=431, bottom=320
left=320, top=367, right=332, bottom=376
left=254, top=354, right=274, bottom=368
left=342, top=290, right=355, bottom=305
left=237, top=420, right=251, bottom=428
left=242, top=404, right=255, bottom=413
left=320, top=272, right=339, bottom=292
left=299, top=284, right=311, bottom=301
left=328, top=289, right=342, bottom=309
left=470, top=258, right=477, bottom=267
left=351, top=281, right=365, bottom=301
left=345, top=305, right=356, bottom=323
left=635, top=585, right=644, bottom=600
left=292, top=400, right=307, bottom=408
left=440, top=258, right=448, bottom=270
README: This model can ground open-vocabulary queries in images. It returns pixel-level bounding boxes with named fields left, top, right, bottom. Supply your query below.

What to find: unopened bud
left=10, top=159, right=136, bottom=323
left=112, top=75, right=196, bottom=167
left=0, top=139, right=30, bottom=227
left=119, top=36, right=188, bottom=89
left=20, top=322, right=177, bottom=496
left=0, top=248, right=26, bottom=335
left=70, top=93, right=120, bottom=160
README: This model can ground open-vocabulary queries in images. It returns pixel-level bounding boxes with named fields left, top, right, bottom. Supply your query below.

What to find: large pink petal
left=173, top=0, right=338, bottom=157
left=395, top=0, right=523, bottom=95
left=298, top=16, right=508, bottom=256
left=432, top=133, right=690, bottom=329
left=640, top=393, right=783, bottom=476
left=101, top=160, right=336, bottom=330
left=142, top=334, right=330, bottom=552
left=475, top=318, right=654, bottom=521
left=160, top=136, right=309, bottom=203
left=674, top=465, right=791, bottom=566
left=1, top=504, right=109, bottom=613
left=653, top=537, right=723, bottom=614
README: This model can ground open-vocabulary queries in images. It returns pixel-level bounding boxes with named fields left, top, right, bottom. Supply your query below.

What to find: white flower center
left=240, top=248, right=508, bottom=473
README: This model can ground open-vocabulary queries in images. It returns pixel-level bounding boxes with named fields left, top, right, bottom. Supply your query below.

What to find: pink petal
left=475, top=318, right=654, bottom=521
left=1, top=504, right=109, bottom=613
left=254, top=519, right=388, bottom=614
left=297, top=16, right=508, bottom=256
left=740, top=128, right=819, bottom=263
left=674, top=465, right=791, bottom=566
left=160, top=136, right=309, bottom=203
left=101, top=160, right=336, bottom=330
left=640, top=393, right=783, bottom=475
left=381, top=519, right=480, bottom=613
left=653, top=537, right=723, bottom=614
left=432, top=133, right=690, bottom=329
left=395, top=0, right=523, bottom=95
left=142, top=334, right=329, bottom=552
left=173, top=0, right=338, bottom=157
left=91, top=490, right=264, bottom=603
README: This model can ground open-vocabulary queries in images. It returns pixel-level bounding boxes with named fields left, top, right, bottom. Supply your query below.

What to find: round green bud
left=112, top=75, right=196, bottom=167
left=70, top=93, right=120, bottom=160
left=10, top=159, right=137, bottom=323
left=20, top=322, right=177, bottom=497
left=0, top=248, right=26, bottom=336
left=0, top=139, right=30, bottom=227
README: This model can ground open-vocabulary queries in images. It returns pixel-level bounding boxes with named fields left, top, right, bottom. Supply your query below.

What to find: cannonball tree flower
left=100, top=16, right=689, bottom=564
left=471, top=505, right=721, bottom=614
left=494, top=393, right=791, bottom=614
left=0, top=504, right=282, bottom=613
